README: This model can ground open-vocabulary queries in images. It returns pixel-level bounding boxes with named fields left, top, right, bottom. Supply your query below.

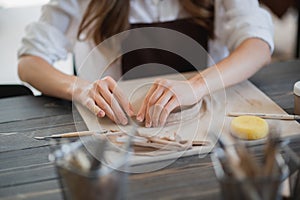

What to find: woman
left=18, top=0, right=273, bottom=127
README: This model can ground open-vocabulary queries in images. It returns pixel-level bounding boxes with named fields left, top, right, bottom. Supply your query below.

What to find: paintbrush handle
left=228, top=112, right=300, bottom=120
left=50, top=131, right=98, bottom=138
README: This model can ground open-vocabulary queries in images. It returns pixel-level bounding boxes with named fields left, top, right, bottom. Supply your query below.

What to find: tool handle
left=228, top=112, right=300, bottom=120
left=51, top=131, right=95, bottom=138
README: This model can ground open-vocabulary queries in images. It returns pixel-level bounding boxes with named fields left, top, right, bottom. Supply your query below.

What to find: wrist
left=188, top=74, right=208, bottom=102
left=68, top=77, right=90, bottom=102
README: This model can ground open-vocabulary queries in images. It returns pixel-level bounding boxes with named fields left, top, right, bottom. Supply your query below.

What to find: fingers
left=100, top=89, right=128, bottom=125
left=147, top=91, right=173, bottom=127
left=106, top=77, right=134, bottom=117
left=96, top=77, right=128, bottom=125
left=138, top=79, right=178, bottom=128
left=92, top=91, right=119, bottom=123
left=136, top=82, right=158, bottom=122
left=85, top=98, right=105, bottom=118
left=83, top=76, right=133, bottom=125
left=86, top=77, right=183, bottom=127
left=158, top=97, right=178, bottom=126
left=144, top=87, right=164, bottom=127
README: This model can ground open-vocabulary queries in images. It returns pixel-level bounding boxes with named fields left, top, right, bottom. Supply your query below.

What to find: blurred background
left=0, top=0, right=72, bottom=94
left=0, top=0, right=299, bottom=94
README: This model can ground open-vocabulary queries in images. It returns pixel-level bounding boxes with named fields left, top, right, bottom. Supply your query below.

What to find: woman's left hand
left=136, top=78, right=202, bottom=127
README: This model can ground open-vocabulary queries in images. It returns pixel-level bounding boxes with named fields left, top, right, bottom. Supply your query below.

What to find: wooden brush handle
left=228, top=112, right=300, bottom=120
left=51, top=131, right=95, bottom=138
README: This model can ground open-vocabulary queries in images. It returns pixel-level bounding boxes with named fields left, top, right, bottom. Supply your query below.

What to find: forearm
left=191, top=38, right=271, bottom=98
left=18, top=55, right=86, bottom=100
left=18, top=55, right=133, bottom=125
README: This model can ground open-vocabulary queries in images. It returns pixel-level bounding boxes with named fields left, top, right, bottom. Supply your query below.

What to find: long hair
left=77, top=0, right=214, bottom=45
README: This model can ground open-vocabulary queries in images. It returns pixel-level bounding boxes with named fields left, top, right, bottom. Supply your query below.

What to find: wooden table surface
left=0, top=60, right=299, bottom=200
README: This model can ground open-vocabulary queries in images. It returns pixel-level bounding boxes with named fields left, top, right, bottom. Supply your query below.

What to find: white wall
left=0, top=4, right=72, bottom=94
left=0, top=6, right=42, bottom=84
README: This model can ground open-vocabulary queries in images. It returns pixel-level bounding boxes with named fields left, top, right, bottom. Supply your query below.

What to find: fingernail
left=121, top=118, right=128, bottom=125
left=136, top=114, right=143, bottom=122
left=97, top=110, right=105, bottom=117
left=145, top=121, right=151, bottom=128
left=129, top=109, right=135, bottom=117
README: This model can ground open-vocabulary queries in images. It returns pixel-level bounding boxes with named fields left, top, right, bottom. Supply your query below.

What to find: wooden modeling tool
left=228, top=112, right=300, bottom=120
left=33, top=130, right=109, bottom=140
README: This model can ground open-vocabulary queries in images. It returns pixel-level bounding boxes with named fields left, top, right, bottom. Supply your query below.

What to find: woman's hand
left=136, top=78, right=204, bottom=127
left=18, top=56, right=133, bottom=125
left=74, top=76, right=134, bottom=125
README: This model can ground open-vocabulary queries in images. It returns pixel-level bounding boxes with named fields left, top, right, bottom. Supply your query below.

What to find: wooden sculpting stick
left=33, top=130, right=108, bottom=140
left=34, top=131, right=208, bottom=147
left=228, top=112, right=300, bottom=120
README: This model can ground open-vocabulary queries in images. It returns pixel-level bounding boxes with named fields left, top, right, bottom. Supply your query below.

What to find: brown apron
left=121, top=18, right=208, bottom=80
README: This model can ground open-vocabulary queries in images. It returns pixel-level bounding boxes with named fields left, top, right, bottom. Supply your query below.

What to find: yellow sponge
left=230, top=116, right=269, bottom=140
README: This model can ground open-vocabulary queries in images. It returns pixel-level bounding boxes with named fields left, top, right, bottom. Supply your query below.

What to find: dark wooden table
left=0, top=60, right=300, bottom=200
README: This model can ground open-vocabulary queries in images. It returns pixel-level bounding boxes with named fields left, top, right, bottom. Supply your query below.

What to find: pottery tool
left=263, top=131, right=281, bottom=177
left=228, top=112, right=300, bottom=120
left=34, top=130, right=208, bottom=147
left=33, top=130, right=109, bottom=140
left=213, top=133, right=261, bottom=200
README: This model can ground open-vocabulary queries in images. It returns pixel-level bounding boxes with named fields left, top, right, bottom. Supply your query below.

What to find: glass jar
left=294, top=81, right=300, bottom=115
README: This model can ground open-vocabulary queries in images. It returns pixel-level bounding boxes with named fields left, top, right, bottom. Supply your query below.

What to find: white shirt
left=18, top=0, right=274, bottom=79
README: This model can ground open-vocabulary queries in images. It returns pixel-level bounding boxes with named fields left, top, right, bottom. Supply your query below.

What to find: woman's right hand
left=74, top=76, right=134, bottom=125
left=18, top=56, right=133, bottom=125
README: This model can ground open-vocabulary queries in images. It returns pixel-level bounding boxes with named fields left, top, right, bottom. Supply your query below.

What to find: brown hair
left=78, top=0, right=214, bottom=45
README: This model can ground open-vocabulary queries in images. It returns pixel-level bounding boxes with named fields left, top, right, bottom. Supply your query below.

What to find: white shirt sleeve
left=18, top=0, right=84, bottom=64
left=216, top=0, right=274, bottom=53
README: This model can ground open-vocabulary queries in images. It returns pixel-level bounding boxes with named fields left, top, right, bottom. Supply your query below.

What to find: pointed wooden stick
left=227, top=112, right=300, bottom=120
left=34, top=130, right=110, bottom=140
